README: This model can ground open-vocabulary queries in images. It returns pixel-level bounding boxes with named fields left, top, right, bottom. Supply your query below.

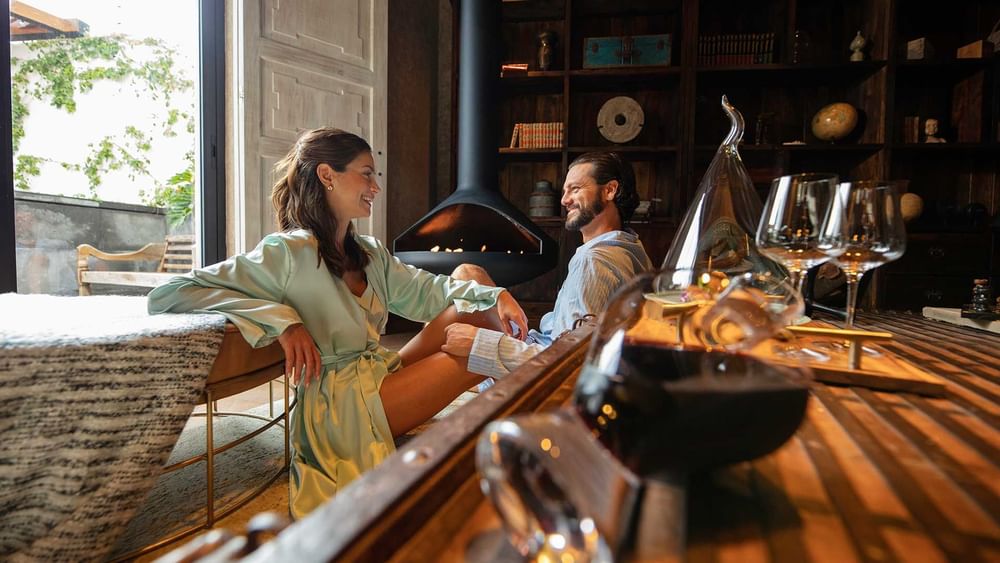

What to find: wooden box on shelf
left=906, top=37, right=933, bottom=60
left=956, top=39, right=994, bottom=59
left=582, top=35, right=672, bottom=68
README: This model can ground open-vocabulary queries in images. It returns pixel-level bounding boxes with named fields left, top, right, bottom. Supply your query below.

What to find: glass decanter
left=662, top=96, right=786, bottom=281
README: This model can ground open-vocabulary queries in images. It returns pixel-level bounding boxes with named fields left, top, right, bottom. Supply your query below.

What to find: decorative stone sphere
left=900, top=192, right=924, bottom=222
left=811, top=102, right=859, bottom=141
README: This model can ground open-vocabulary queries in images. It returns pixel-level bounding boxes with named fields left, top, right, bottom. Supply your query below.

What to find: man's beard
left=565, top=197, right=606, bottom=231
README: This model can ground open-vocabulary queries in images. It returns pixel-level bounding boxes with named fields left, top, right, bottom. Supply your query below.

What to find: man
left=442, top=152, right=652, bottom=381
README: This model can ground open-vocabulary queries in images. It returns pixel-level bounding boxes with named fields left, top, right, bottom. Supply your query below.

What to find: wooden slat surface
left=430, top=312, right=1000, bottom=562
left=79, top=271, right=179, bottom=287
left=226, top=312, right=998, bottom=562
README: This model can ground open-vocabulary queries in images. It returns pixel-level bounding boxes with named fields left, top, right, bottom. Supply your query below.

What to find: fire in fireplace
left=392, top=0, right=558, bottom=288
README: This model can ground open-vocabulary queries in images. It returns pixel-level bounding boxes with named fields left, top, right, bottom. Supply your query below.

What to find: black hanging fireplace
left=392, top=0, right=558, bottom=287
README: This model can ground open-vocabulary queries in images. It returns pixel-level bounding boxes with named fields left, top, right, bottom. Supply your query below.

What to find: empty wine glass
left=756, top=173, right=842, bottom=296
left=819, top=180, right=907, bottom=328
left=695, top=271, right=805, bottom=351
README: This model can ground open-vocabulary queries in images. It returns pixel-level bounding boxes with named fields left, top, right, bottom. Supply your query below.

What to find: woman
left=148, top=127, right=527, bottom=518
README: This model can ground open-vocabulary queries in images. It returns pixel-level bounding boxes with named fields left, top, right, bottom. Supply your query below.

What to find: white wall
left=11, top=12, right=198, bottom=205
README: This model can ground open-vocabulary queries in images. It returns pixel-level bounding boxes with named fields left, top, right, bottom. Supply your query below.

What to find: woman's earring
left=326, top=184, right=334, bottom=191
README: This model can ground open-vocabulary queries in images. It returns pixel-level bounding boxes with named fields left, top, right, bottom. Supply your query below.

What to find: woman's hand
left=277, top=323, right=322, bottom=387
left=495, top=289, right=528, bottom=341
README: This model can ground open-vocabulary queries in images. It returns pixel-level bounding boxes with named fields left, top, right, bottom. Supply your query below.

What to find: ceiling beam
left=9, top=1, right=85, bottom=37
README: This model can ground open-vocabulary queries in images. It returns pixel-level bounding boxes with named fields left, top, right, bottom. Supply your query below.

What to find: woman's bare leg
left=379, top=351, right=484, bottom=436
left=398, top=264, right=505, bottom=365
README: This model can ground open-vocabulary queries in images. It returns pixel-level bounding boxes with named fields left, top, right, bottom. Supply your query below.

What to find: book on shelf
left=698, top=32, right=774, bottom=66
left=510, top=122, right=563, bottom=149
left=500, top=63, right=529, bottom=77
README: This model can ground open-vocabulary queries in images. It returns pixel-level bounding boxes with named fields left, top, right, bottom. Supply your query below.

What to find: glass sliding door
left=2, top=0, right=222, bottom=295
left=0, top=7, right=13, bottom=293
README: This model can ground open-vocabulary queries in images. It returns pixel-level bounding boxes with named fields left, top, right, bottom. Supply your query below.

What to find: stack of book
left=500, top=63, right=529, bottom=77
left=698, top=33, right=775, bottom=66
left=510, top=122, right=564, bottom=148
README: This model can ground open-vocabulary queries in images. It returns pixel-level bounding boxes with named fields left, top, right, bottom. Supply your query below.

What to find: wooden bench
left=76, top=234, right=195, bottom=295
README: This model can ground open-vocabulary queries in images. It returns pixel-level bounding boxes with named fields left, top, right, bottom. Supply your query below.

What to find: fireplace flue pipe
left=392, top=0, right=559, bottom=288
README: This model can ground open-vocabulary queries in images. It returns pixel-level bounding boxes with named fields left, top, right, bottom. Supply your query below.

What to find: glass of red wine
left=476, top=270, right=811, bottom=561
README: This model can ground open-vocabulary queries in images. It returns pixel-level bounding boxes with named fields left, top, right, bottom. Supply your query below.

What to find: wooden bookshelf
left=470, top=0, right=1000, bottom=309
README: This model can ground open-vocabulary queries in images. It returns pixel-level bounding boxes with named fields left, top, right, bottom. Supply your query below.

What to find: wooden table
left=238, top=311, right=998, bottom=562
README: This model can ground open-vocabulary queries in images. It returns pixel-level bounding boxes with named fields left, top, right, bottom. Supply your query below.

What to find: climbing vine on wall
left=11, top=34, right=195, bottom=209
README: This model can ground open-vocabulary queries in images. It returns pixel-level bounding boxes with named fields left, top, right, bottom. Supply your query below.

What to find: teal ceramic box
left=583, top=34, right=672, bottom=68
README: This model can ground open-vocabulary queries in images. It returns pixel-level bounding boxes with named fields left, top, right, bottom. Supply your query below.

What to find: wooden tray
left=750, top=321, right=946, bottom=397
left=626, top=315, right=947, bottom=398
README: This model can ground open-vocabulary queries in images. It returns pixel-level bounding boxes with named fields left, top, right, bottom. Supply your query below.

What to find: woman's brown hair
left=271, top=127, right=372, bottom=277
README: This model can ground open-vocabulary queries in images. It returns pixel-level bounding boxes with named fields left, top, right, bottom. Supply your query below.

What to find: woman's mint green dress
left=147, top=229, right=503, bottom=518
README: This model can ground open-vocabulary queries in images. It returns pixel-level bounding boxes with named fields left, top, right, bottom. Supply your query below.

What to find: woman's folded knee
left=451, top=263, right=495, bottom=286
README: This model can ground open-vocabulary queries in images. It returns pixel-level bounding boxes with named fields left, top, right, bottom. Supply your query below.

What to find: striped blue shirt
left=469, top=229, right=652, bottom=382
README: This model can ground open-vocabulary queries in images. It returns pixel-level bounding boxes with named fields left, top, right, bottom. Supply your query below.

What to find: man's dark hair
left=568, top=151, right=640, bottom=223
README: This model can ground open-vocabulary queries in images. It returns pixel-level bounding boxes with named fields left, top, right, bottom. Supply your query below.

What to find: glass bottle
left=661, top=96, right=786, bottom=280
left=791, top=30, right=811, bottom=64
left=972, top=279, right=992, bottom=312
left=538, top=31, right=555, bottom=71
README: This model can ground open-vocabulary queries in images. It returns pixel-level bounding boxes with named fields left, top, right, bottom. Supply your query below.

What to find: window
left=1, top=0, right=224, bottom=294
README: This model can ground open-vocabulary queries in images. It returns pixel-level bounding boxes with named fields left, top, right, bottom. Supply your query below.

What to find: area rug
left=109, top=390, right=478, bottom=560
left=108, top=403, right=289, bottom=560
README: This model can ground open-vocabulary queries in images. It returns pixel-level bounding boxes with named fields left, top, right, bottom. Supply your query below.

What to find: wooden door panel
left=265, top=0, right=372, bottom=69
left=261, top=59, right=373, bottom=142
left=236, top=0, right=386, bottom=252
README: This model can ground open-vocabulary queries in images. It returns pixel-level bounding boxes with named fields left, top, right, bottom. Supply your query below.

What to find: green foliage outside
left=149, top=152, right=195, bottom=228
left=11, top=35, right=196, bottom=222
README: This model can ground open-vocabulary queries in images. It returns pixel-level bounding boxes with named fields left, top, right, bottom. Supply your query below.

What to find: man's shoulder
left=572, top=233, right=649, bottom=276
left=578, top=237, right=643, bottom=261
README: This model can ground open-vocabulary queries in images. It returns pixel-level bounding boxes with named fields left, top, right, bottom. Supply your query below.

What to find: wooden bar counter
left=230, top=312, right=999, bottom=562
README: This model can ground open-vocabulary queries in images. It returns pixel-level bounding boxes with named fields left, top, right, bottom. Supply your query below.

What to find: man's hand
left=495, top=290, right=528, bottom=341
left=441, top=322, right=478, bottom=357
left=277, top=323, right=322, bottom=387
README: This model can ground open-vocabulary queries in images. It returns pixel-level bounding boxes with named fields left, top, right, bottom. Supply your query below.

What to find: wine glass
left=819, top=180, right=907, bottom=328
left=755, top=172, right=842, bottom=297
